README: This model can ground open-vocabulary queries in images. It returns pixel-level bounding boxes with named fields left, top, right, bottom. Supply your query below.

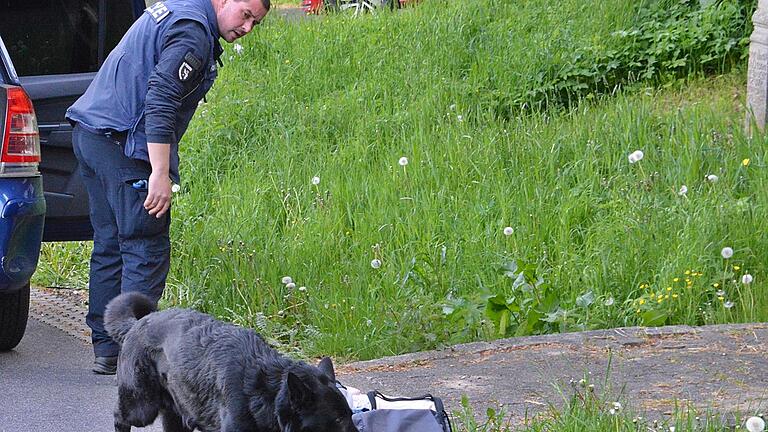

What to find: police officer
left=66, top=0, right=269, bottom=374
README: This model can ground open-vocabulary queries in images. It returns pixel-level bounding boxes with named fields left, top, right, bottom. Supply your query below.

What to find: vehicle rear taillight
left=2, top=87, right=40, bottom=166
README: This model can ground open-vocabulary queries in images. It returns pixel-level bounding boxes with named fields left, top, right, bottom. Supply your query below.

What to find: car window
left=0, top=0, right=135, bottom=77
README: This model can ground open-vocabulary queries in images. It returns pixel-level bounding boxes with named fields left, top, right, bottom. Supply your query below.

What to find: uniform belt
left=76, top=123, right=128, bottom=143
left=103, top=129, right=128, bottom=143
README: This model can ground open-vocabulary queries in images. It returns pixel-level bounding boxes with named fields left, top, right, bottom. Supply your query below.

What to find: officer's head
left=214, top=0, right=270, bottom=43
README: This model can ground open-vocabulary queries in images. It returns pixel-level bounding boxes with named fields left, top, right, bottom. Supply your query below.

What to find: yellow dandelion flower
left=673, top=278, right=680, bottom=282
left=666, top=287, right=672, bottom=291
left=713, top=283, right=720, bottom=288
left=685, top=278, right=691, bottom=283
left=743, top=158, right=750, bottom=167
left=636, top=309, right=641, bottom=314
left=657, top=298, right=663, bottom=304
left=672, top=294, right=679, bottom=298
left=665, top=294, right=670, bottom=299
left=718, top=296, right=725, bottom=301
left=639, top=299, right=646, bottom=305
left=685, top=270, right=691, bottom=275
left=734, top=265, right=741, bottom=271
left=650, top=293, right=656, bottom=299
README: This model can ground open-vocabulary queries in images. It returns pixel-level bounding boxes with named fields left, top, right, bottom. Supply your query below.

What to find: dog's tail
left=104, top=292, right=156, bottom=345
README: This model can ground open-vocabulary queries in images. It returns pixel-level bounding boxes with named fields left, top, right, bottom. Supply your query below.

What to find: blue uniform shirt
left=66, top=0, right=223, bottom=183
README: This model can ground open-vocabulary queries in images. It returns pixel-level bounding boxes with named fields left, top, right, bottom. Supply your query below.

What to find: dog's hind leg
left=160, top=410, right=193, bottom=432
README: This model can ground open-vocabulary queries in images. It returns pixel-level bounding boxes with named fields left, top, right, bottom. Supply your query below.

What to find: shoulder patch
left=178, top=51, right=202, bottom=82
left=146, top=2, right=171, bottom=23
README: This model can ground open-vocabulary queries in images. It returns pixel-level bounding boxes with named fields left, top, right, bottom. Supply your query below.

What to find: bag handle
left=367, top=390, right=439, bottom=409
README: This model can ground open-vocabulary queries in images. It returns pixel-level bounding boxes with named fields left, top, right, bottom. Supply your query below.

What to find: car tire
left=0, top=282, right=30, bottom=351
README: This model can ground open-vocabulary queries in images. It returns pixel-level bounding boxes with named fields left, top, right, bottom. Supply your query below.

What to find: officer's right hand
left=145, top=172, right=172, bottom=218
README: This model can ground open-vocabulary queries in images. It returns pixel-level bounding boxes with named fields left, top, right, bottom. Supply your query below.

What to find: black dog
left=104, top=292, right=357, bottom=432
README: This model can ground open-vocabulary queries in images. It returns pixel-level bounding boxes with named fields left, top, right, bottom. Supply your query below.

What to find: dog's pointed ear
left=286, top=371, right=313, bottom=407
left=317, top=356, right=336, bottom=381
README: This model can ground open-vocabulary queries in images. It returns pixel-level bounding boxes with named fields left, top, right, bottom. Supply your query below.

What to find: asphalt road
left=0, top=318, right=161, bottom=432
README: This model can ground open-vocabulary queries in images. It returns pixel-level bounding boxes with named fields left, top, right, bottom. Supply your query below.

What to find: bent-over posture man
left=66, top=0, right=269, bottom=374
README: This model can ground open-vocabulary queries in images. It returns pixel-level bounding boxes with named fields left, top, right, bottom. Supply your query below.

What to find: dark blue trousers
left=72, top=124, right=171, bottom=357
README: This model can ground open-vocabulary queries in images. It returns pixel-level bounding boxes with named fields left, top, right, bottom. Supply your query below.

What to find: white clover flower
left=370, top=259, right=382, bottom=269
left=724, top=300, right=734, bottom=309
left=604, top=297, right=615, bottom=306
left=706, top=174, right=719, bottom=183
left=281, top=276, right=293, bottom=284
left=721, top=247, right=734, bottom=259
left=286, top=282, right=296, bottom=289
left=503, top=227, right=514, bottom=236
left=746, top=416, right=766, bottom=432
left=311, top=176, right=321, bottom=185
left=233, top=43, right=244, bottom=55
left=628, top=150, right=644, bottom=164
left=678, top=185, right=687, bottom=196
left=742, top=274, right=754, bottom=285
left=398, top=157, right=408, bottom=166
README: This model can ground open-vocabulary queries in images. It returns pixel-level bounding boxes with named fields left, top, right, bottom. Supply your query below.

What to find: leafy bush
left=493, top=0, right=756, bottom=116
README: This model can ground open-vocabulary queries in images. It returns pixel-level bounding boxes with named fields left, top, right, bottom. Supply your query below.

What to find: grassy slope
left=35, top=0, right=766, bottom=360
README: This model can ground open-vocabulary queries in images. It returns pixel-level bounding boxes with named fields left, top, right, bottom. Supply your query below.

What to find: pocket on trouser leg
left=116, top=167, right=170, bottom=240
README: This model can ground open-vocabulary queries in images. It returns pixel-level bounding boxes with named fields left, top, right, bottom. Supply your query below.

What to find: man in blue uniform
left=66, top=0, right=269, bottom=374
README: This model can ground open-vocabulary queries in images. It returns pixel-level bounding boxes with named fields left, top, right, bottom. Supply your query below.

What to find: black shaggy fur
left=104, top=292, right=357, bottom=432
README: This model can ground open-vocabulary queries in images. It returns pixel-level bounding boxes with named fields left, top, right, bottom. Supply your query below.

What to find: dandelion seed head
left=281, top=276, right=293, bottom=284
left=628, top=150, right=644, bottom=164
left=706, top=174, right=719, bottom=183
left=398, top=157, right=409, bottom=166
left=311, top=176, right=321, bottom=185
left=285, top=282, right=296, bottom=289
left=370, top=259, right=382, bottom=269
left=724, top=300, right=734, bottom=309
left=233, top=43, right=243, bottom=55
left=743, top=274, right=754, bottom=285
left=678, top=185, right=687, bottom=196
left=721, top=247, right=734, bottom=259
left=171, top=184, right=181, bottom=193
left=604, top=297, right=615, bottom=306
left=457, top=115, right=464, bottom=122
left=298, top=286, right=307, bottom=292
left=746, top=416, right=765, bottom=432
left=503, top=227, right=514, bottom=236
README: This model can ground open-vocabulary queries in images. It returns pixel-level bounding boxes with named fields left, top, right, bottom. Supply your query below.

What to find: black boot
left=93, top=356, right=118, bottom=375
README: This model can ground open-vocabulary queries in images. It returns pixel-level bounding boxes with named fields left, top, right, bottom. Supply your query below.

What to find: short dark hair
left=239, top=0, right=270, bottom=11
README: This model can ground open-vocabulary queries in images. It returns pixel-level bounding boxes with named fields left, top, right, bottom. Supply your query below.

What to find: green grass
left=453, top=393, right=764, bottom=432
left=35, top=0, right=766, bottom=361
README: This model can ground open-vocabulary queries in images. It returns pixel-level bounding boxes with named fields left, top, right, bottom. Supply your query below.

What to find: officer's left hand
left=145, top=172, right=172, bottom=218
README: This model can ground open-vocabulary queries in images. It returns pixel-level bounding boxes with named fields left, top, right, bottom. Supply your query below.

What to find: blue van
left=0, top=0, right=146, bottom=350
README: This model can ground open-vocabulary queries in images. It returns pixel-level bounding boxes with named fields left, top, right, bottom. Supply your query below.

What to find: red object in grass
left=301, top=0, right=323, bottom=14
